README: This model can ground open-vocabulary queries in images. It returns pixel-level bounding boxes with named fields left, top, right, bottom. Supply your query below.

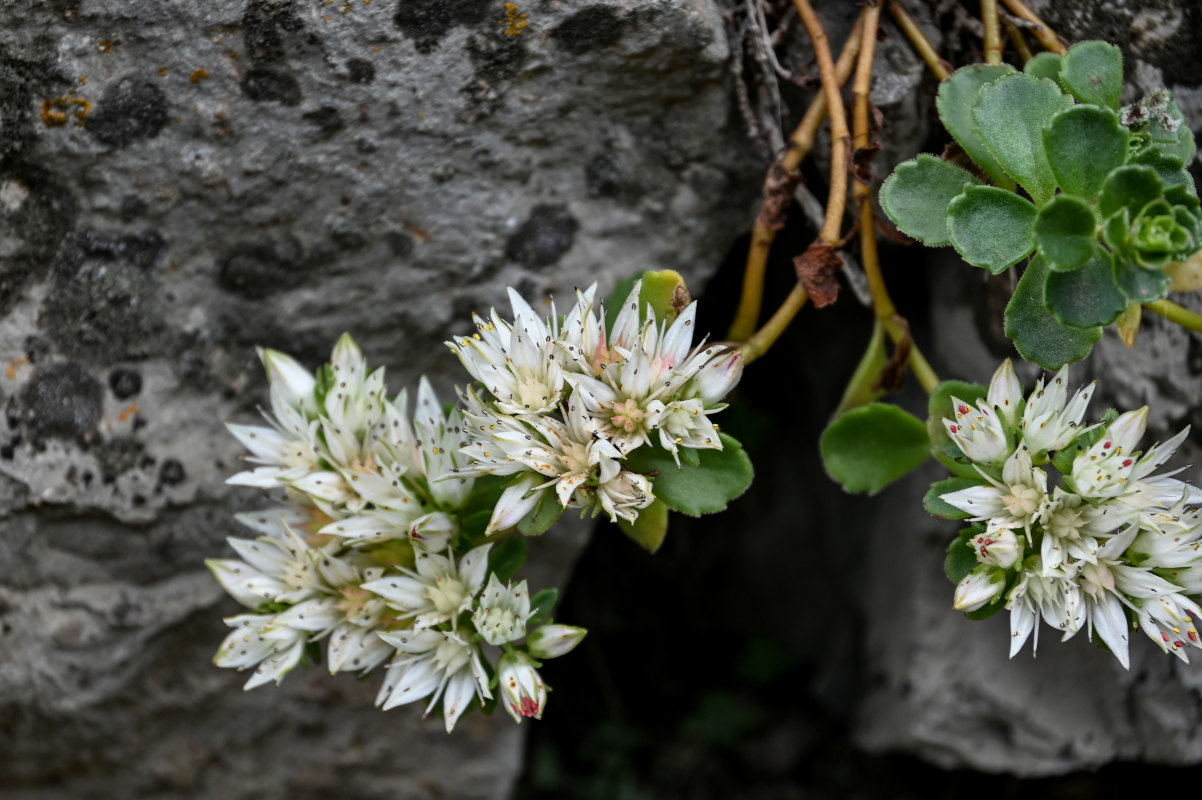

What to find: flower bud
left=972, top=529, right=1023, bottom=570
left=497, top=651, right=547, bottom=724
left=527, top=623, right=587, bottom=659
left=953, top=565, right=1005, bottom=612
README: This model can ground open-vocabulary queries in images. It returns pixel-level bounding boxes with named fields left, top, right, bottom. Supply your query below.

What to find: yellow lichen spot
left=97, top=39, right=116, bottom=53
left=78, top=76, right=87, bottom=84
left=190, top=69, right=210, bottom=84
left=323, top=15, right=331, bottom=21
left=502, top=2, right=528, bottom=36
left=118, top=403, right=140, bottom=423
left=157, top=65, right=168, bottom=76
left=342, top=0, right=351, bottom=12
left=41, top=96, right=91, bottom=128
left=6, top=357, right=28, bottom=380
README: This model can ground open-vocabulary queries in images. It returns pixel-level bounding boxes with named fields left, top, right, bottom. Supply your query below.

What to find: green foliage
left=1034, top=194, right=1097, bottom=270
left=517, top=490, right=566, bottom=537
left=1060, top=40, right=1123, bottom=109
left=618, top=499, right=669, bottom=553
left=947, top=186, right=1038, bottom=273
left=971, top=73, right=1073, bottom=204
left=945, top=528, right=980, bottom=583
left=1043, top=248, right=1127, bottom=328
left=489, top=536, right=529, bottom=582
left=1005, top=257, right=1102, bottom=369
left=923, top=477, right=981, bottom=520
left=1043, top=105, right=1128, bottom=200
left=833, top=320, right=887, bottom=416
left=625, top=433, right=753, bottom=517
left=1023, top=52, right=1062, bottom=84
left=528, top=588, right=558, bottom=627
left=820, top=403, right=931, bottom=494
left=936, top=63, right=1017, bottom=189
left=879, top=155, right=981, bottom=246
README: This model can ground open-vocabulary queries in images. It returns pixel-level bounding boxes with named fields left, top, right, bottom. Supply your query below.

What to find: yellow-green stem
left=999, top=0, right=1065, bottom=55
left=740, top=284, right=809, bottom=365
left=981, top=0, right=1003, bottom=64
left=1002, top=16, right=1033, bottom=63
left=888, top=1, right=951, bottom=81
left=1145, top=299, right=1202, bottom=334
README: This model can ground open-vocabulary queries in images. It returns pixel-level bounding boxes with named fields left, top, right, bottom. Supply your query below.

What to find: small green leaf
left=1034, top=194, right=1097, bottom=271
left=639, top=270, right=690, bottom=324
left=1043, top=105, right=1129, bottom=200
left=626, top=433, right=753, bottom=517
left=1113, top=253, right=1171, bottom=303
left=947, top=185, right=1038, bottom=273
left=972, top=73, right=1074, bottom=204
left=1043, top=248, right=1127, bottom=328
left=879, top=155, right=982, bottom=246
left=1130, top=147, right=1195, bottom=192
left=1024, top=52, right=1063, bottom=84
left=820, top=403, right=931, bottom=495
left=517, top=491, right=565, bottom=537
left=945, top=528, right=980, bottom=583
left=1099, top=165, right=1163, bottom=219
left=488, top=536, right=529, bottom=582
left=618, top=499, right=669, bottom=553
left=924, top=477, right=984, bottom=520
left=936, top=64, right=1017, bottom=189
left=1060, top=40, right=1123, bottom=109
left=528, top=588, right=558, bottom=627
left=1005, top=256, right=1102, bottom=369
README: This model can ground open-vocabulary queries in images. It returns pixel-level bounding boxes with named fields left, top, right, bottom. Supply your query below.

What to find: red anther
left=1175, top=641, right=1185, bottom=648
left=1122, top=459, right=1132, bottom=467
left=1104, top=441, right=1112, bottom=449
left=520, top=697, right=540, bottom=717
left=1162, top=632, right=1171, bottom=642
left=958, top=405, right=969, bottom=415
left=949, top=425, right=958, bottom=433
left=1190, top=631, right=1198, bottom=642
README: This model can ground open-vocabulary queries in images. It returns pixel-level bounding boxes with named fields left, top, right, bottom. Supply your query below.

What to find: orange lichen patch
left=6, top=357, right=28, bottom=380
left=157, top=65, right=168, bottom=76
left=503, top=3, right=528, bottom=36
left=190, top=69, right=210, bottom=84
left=341, top=0, right=351, bottom=13
left=118, top=403, right=140, bottom=423
left=78, top=76, right=87, bottom=84
left=97, top=39, right=116, bottom=53
left=41, top=96, right=91, bottom=128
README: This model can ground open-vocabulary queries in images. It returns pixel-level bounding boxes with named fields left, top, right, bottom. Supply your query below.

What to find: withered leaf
left=794, top=240, right=843, bottom=308
left=756, top=163, right=804, bottom=232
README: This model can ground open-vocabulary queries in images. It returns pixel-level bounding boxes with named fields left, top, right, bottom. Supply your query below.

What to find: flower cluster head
left=209, top=336, right=586, bottom=732
left=936, top=359, right=1202, bottom=668
left=448, top=278, right=743, bottom=532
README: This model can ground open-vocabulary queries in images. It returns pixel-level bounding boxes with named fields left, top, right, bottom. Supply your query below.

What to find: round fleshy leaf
left=625, top=432, right=752, bottom=517
left=1113, top=253, right=1171, bottom=302
left=1060, top=40, right=1123, bottom=109
left=1043, top=106, right=1129, bottom=200
left=617, top=499, right=669, bottom=553
left=971, top=73, right=1074, bottom=204
left=879, top=155, right=982, bottom=246
left=820, top=403, right=931, bottom=495
left=1023, top=52, right=1063, bottom=85
left=947, top=185, right=1038, bottom=273
left=1130, top=147, right=1195, bottom=192
left=1043, top=248, right=1126, bottom=328
left=1034, top=194, right=1098, bottom=271
left=924, top=477, right=984, bottom=520
left=1099, top=165, right=1163, bottom=219
left=1004, top=257, right=1101, bottom=369
left=936, top=64, right=1017, bottom=189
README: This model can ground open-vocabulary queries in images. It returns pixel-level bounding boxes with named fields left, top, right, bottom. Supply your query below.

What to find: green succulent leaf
left=820, top=403, right=931, bottom=495
left=625, top=432, right=753, bottom=517
left=488, top=536, right=529, bottom=583
left=1060, top=40, right=1123, bottom=109
left=517, top=490, right=566, bottom=537
left=1043, top=105, right=1129, bottom=200
left=936, top=64, right=1017, bottom=189
left=972, top=73, right=1074, bottom=204
left=1005, top=256, right=1102, bottom=369
left=528, top=588, right=558, bottom=627
left=1043, top=247, right=1127, bottom=328
left=879, top=155, right=982, bottom=246
left=947, top=185, right=1038, bottom=273
left=618, top=499, right=669, bottom=553
left=1099, top=165, right=1164, bottom=219
left=924, top=477, right=983, bottom=520
left=1124, top=89, right=1197, bottom=167
left=1130, top=147, right=1195, bottom=192
left=1113, top=253, right=1171, bottom=302
left=1023, top=52, right=1063, bottom=85
left=1035, top=194, right=1098, bottom=271
left=945, top=528, right=980, bottom=584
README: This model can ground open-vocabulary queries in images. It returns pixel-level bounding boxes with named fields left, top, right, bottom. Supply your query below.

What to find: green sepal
left=517, top=490, right=566, bottom=537
left=625, top=432, right=753, bottom=516
left=1023, top=52, right=1063, bottom=85
left=820, top=402, right=931, bottom=495
left=936, top=63, right=1018, bottom=189
left=947, top=185, right=1038, bottom=273
left=1005, top=256, right=1101, bottom=369
left=618, top=498, right=669, bottom=553
left=1034, top=194, right=1097, bottom=271
left=927, top=380, right=989, bottom=479
left=971, top=73, right=1074, bottom=204
left=1043, top=247, right=1127, bottom=328
left=924, top=477, right=984, bottom=520
left=1042, top=105, right=1129, bottom=201
left=1051, top=408, right=1117, bottom=476
left=528, top=588, right=558, bottom=628
left=679, top=446, right=702, bottom=468
left=488, top=536, right=529, bottom=582
left=965, top=595, right=1007, bottom=621
left=945, top=526, right=982, bottom=584
left=1099, top=165, right=1163, bottom=219
left=879, top=154, right=982, bottom=246
left=1060, top=40, right=1123, bottom=109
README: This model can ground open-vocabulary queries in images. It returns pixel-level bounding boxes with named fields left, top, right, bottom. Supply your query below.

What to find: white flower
left=375, top=629, right=492, bottom=732
left=361, top=544, right=492, bottom=631
left=446, top=288, right=565, bottom=416
left=684, top=347, right=744, bottom=407
left=953, top=565, right=1005, bottom=612
left=1006, top=563, right=1084, bottom=657
left=526, top=624, right=588, bottom=659
left=206, top=523, right=354, bottom=609
left=471, top=573, right=532, bottom=646
left=1036, top=488, right=1125, bottom=576
left=967, top=528, right=1023, bottom=569
left=213, top=612, right=308, bottom=690
left=941, top=449, right=1047, bottom=537
left=986, top=358, right=1023, bottom=429
left=943, top=395, right=1010, bottom=466
left=1019, top=366, right=1096, bottom=454
left=497, top=651, right=547, bottom=723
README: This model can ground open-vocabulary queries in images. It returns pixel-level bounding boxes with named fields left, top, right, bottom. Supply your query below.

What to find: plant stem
left=1145, top=299, right=1202, bottom=334
left=1002, top=15, right=1033, bottom=63
left=740, top=284, right=809, bottom=365
left=981, top=0, right=1003, bottom=64
left=887, top=1, right=951, bottom=81
left=998, top=0, right=1066, bottom=55
left=728, top=18, right=863, bottom=342
left=793, top=0, right=851, bottom=248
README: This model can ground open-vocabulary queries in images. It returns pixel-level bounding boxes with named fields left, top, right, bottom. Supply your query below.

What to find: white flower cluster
left=448, top=280, right=743, bottom=532
left=940, top=360, right=1202, bottom=668
left=209, top=336, right=585, bottom=731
